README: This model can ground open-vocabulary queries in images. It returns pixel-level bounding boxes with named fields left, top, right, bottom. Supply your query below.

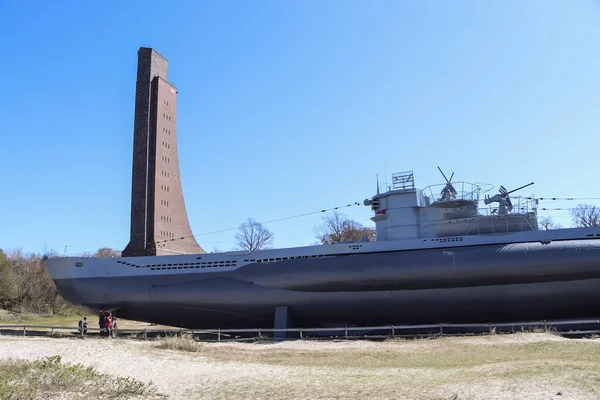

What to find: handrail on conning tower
left=391, top=171, right=414, bottom=190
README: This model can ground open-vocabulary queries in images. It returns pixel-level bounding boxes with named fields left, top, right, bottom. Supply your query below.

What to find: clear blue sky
left=2, top=1, right=600, bottom=256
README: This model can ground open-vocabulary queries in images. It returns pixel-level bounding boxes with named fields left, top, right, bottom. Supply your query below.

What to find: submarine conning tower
left=364, top=170, right=540, bottom=241
left=364, top=171, right=424, bottom=241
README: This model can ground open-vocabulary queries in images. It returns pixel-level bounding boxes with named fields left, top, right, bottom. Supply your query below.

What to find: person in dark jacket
left=98, top=311, right=106, bottom=337
left=78, top=316, right=88, bottom=335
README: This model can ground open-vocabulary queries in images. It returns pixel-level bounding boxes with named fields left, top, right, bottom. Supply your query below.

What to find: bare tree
left=0, top=248, right=82, bottom=316
left=314, top=212, right=376, bottom=244
left=538, top=216, right=562, bottom=230
left=0, top=249, right=17, bottom=309
left=570, top=204, right=600, bottom=227
left=235, top=218, right=274, bottom=252
left=7, top=249, right=62, bottom=314
left=94, top=247, right=121, bottom=258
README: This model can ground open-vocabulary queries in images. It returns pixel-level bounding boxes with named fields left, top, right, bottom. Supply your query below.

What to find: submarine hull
left=49, top=239, right=600, bottom=329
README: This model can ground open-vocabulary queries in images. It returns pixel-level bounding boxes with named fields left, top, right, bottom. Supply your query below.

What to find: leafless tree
left=0, top=249, right=17, bottom=309
left=6, top=249, right=62, bottom=314
left=0, top=247, right=82, bottom=316
left=538, top=216, right=562, bottom=230
left=313, top=211, right=376, bottom=244
left=570, top=204, right=600, bottom=227
left=94, top=247, right=121, bottom=258
left=235, top=218, right=274, bottom=252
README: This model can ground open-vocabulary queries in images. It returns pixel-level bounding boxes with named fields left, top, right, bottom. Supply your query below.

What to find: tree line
left=0, top=249, right=61, bottom=314
left=0, top=248, right=118, bottom=316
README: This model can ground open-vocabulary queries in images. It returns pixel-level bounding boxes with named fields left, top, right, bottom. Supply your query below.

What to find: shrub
left=0, top=355, right=162, bottom=399
left=156, top=334, right=203, bottom=352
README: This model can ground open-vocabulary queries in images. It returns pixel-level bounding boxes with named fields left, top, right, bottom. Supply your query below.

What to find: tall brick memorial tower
left=123, top=47, right=205, bottom=257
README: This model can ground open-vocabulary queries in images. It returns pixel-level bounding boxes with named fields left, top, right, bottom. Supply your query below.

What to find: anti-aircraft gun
left=437, top=166, right=457, bottom=201
left=484, top=182, right=534, bottom=215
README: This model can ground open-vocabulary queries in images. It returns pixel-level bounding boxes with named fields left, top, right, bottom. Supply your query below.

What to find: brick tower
left=123, top=47, right=205, bottom=257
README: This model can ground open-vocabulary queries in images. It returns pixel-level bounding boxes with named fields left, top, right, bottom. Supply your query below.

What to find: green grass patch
left=0, top=355, right=163, bottom=399
left=0, top=312, right=81, bottom=327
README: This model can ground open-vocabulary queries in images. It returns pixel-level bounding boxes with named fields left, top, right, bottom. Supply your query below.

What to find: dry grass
left=196, top=334, right=599, bottom=370
left=2, top=332, right=600, bottom=399
left=0, top=355, right=164, bottom=400
left=154, top=333, right=600, bottom=399
left=155, top=334, right=203, bottom=352
left=47, top=330, right=73, bottom=338
left=0, top=310, right=175, bottom=330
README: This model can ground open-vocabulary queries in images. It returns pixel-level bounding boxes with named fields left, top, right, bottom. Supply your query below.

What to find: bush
left=156, top=334, right=203, bottom=352
left=0, top=355, right=162, bottom=399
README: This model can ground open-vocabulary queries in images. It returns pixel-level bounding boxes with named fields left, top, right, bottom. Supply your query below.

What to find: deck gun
left=437, top=166, right=457, bottom=201
left=484, top=182, right=534, bottom=215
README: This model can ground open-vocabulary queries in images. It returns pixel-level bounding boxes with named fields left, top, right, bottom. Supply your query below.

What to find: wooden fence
left=1, top=318, right=600, bottom=341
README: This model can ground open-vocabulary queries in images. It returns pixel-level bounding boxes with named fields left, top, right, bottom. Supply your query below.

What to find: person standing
left=78, top=316, right=88, bottom=335
left=98, top=311, right=106, bottom=337
left=105, top=312, right=114, bottom=338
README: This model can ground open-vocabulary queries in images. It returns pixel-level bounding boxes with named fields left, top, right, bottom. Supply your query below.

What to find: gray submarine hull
left=52, top=239, right=600, bottom=329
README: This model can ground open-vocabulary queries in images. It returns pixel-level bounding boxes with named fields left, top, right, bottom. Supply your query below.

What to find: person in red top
left=105, top=313, right=114, bottom=338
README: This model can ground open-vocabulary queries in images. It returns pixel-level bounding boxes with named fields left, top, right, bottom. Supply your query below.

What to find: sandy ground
left=0, top=336, right=302, bottom=399
left=1, top=334, right=599, bottom=399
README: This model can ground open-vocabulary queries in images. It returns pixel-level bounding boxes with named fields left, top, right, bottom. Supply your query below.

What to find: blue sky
left=1, top=1, right=600, bottom=256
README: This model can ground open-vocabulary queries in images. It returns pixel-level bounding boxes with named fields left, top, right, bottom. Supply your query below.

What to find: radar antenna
left=484, top=182, right=534, bottom=215
left=437, top=166, right=457, bottom=201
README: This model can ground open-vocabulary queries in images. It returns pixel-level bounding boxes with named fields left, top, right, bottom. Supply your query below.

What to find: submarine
left=45, top=169, right=600, bottom=329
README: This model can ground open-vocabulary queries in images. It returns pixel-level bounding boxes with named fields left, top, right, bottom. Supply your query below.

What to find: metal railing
left=478, top=196, right=538, bottom=217
left=420, top=181, right=492, bottom=204
left=1, top=318, right=600, bottom=341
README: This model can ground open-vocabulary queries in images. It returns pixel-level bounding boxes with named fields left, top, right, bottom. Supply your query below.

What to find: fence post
left=217, top=328, right=221, bottom=342
left=344, top=326, right=348, bottom=339
left=439, top=324, right=444, bottom=337
left=299, top=327, right=303, bottom=340
left=23, top=326, right=26, bottom=336
left=391, top=325, right=395, bottom=339
left=143, top=329, right=147, bottom=341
